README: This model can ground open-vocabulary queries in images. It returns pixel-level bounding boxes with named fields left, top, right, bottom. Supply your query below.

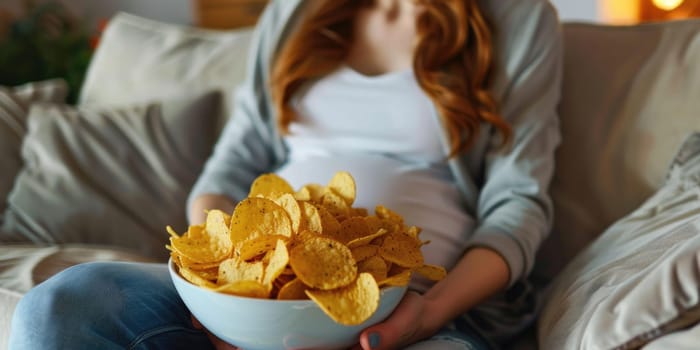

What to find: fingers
left=191, top=315, right=203, bottom=329
left=190, top=314, right=240, bottom=350
left=358, top=292, right=423, bottom=350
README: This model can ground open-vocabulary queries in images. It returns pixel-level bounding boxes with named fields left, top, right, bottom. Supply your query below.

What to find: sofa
left=1, top=11, right=699, bottom=350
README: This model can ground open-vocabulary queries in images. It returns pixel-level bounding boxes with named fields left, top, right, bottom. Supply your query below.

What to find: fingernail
left=369, top=332, right=381, bottom=349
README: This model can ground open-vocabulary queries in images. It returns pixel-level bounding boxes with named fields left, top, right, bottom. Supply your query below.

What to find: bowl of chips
left=167, top=172, right=446, bottom=350
left=169, top=258, right=406, bottom=349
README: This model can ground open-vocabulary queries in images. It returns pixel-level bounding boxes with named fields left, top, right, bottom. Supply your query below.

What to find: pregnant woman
left=9, top=0, right=562, bottom=349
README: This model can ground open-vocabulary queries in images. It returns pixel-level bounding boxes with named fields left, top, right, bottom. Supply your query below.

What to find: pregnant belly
left=275, top=153, right=474, bottom=292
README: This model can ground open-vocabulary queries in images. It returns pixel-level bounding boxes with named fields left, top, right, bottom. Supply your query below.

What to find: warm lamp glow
left=652, top=0, right=685, bottom=11
left=599, top=0, right=640, bottom=24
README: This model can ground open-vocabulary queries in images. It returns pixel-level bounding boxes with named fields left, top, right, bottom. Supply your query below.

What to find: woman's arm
left=185, top=0, right=301, bottom=224
left=188, top=194, right=237, bottom=225
left=422, top=247, right=509, bottom=328
left=355, top=247, right=509, bottom=350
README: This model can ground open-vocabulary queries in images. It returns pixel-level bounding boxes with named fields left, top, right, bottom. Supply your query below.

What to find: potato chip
left=406, top=225, right=422, bottom=239
left=179, top=266, right=217, bottom=289
left=362, top=216, right=383, bottom=235
left=414, top=264, right=447, bottom=281
left=174, top=252, right=221, bottom=270
left=277, top=278, right=309, bottom=300
left=191, top=266, right=219, bottom=281
left=169, top=225, right=232, bottom=264
left=324, top=216, right=370, bottom=244
left=347, top=228, right=388, bottom=249
left=294, top=187, right=311, bottom=201
left=299, top=201, right=322, bottom=234
left=263, top=240, right=289, bottom=287
left=289, top=236, right=357, bottom=290
left=320, top=190, right=350, bottom=218
left=375, top=205, right=404, bottom=226
left=218, top=257, right=264, bottom=284
left=205, top=210, right=231, bottom=241
left=379, top=232, right=424, bottom=268
left=378, top=269, right=413, bottom=287
left=229, top=197, right=292, bottom=244
left=351, top=207, right=369, bottom=217
left=351, top=245, right=379, bottom=263
left=301, top=183, right=324, bottom=202
left=295, top=230, right=322, bottom=243
left=273, top=273, right=295, bottom=290
left=215, top=280, right=270, bottom=298
left=248, top=173, right=294, bottom=198
left=358, top=255, right=388, bottom=282
left=236, top=234, right=289, bottom=261
left=306, top=273, right=379, bottom=326
left=316, top=206, right=340, bottom=237
left=273, top=193, right=302, bottom=234
left=327, top=171, right=356, bottom=206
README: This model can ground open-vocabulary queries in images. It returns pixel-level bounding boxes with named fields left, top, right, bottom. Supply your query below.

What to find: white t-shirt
left=276, top=66, right=475, bottom=292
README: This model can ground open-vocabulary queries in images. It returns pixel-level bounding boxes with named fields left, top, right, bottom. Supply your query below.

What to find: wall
left=550, top=0, right=600, bottom=22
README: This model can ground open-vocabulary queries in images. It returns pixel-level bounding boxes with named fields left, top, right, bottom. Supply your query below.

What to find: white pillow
left=79, top=12, right=253, bottom=122
left=538, top=133, right=700, bottom=350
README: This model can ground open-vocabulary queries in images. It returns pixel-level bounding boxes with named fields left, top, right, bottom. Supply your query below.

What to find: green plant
left=0, top=1, right=93, bottom=104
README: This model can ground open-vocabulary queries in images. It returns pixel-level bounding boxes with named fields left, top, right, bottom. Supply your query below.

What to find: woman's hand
left=191, top=315, right=239, bottom=350
left=353, top=248, right=510, bottom=349
left=352, top=291, right=440, bottom=350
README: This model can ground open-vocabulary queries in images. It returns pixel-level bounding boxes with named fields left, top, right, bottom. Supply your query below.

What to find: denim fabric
left=9, top=261, right=491, bottom=350
left=9, top=262, right=213, bottom=350
left=405, top=328, right=492, bottom=350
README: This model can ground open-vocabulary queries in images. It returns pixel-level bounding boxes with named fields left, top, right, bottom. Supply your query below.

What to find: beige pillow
left=0, top=91, right=221, bottom=259
left=79, top=12, right=253, bottom=124
left=538, top=133, right=700, bottom=350
left=0, top=79, right=68, bottom=216
left=536, top=19, right=700, bottom=281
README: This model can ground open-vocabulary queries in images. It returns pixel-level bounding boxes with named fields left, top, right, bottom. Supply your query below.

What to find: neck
left=346, top=0, right=423, bottom=76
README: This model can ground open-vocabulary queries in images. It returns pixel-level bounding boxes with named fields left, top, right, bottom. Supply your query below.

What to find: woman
left=9, top=0, right=562, bottom=349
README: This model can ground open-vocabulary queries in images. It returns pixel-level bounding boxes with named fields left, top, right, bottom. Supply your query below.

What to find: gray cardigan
left=188, top=0, right=562, bottom=338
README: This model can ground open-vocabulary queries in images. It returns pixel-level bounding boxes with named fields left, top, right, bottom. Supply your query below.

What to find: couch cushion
left=0, top=79, right=68, bottom=218
left=0, top=91, right=221, bottom=259
left=536, top=19, right=700, bottom=281
left=79, top=12, right=252, bottom=125
left=538, top=133, right=700, bottom=349
left=0, top=288, right=21, bottom=350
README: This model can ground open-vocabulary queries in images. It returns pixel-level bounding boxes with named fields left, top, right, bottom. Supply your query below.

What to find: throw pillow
left=0, top=79, right=68, bottom=216
left=538, top=132, right=700, bottom=350
left=0, top=91, right=222, bottom=260
left=79, top=12, right=253, bottom=125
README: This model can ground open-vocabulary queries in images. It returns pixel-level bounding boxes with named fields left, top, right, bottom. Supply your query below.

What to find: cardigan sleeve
left=186, top=1, right=296, bottom=222
left=464, top=0, right=563, bottom=287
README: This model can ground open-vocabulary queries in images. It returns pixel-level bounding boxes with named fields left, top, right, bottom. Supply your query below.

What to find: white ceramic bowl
left=168, top=259, right=406, bottom=350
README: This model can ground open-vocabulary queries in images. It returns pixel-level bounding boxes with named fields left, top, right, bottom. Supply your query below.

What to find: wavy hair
left=271, top=0, right=511, bottom=156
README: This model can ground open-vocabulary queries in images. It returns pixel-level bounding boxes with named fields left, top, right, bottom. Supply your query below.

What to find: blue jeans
left=9, top=262, right=492, bottom=350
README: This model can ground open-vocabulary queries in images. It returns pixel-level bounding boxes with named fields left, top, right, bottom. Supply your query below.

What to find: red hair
left=271, top=0, right=511, bottom=156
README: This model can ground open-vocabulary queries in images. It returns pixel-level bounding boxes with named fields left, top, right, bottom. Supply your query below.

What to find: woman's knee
left=13, top=262, right=125, bottom=326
